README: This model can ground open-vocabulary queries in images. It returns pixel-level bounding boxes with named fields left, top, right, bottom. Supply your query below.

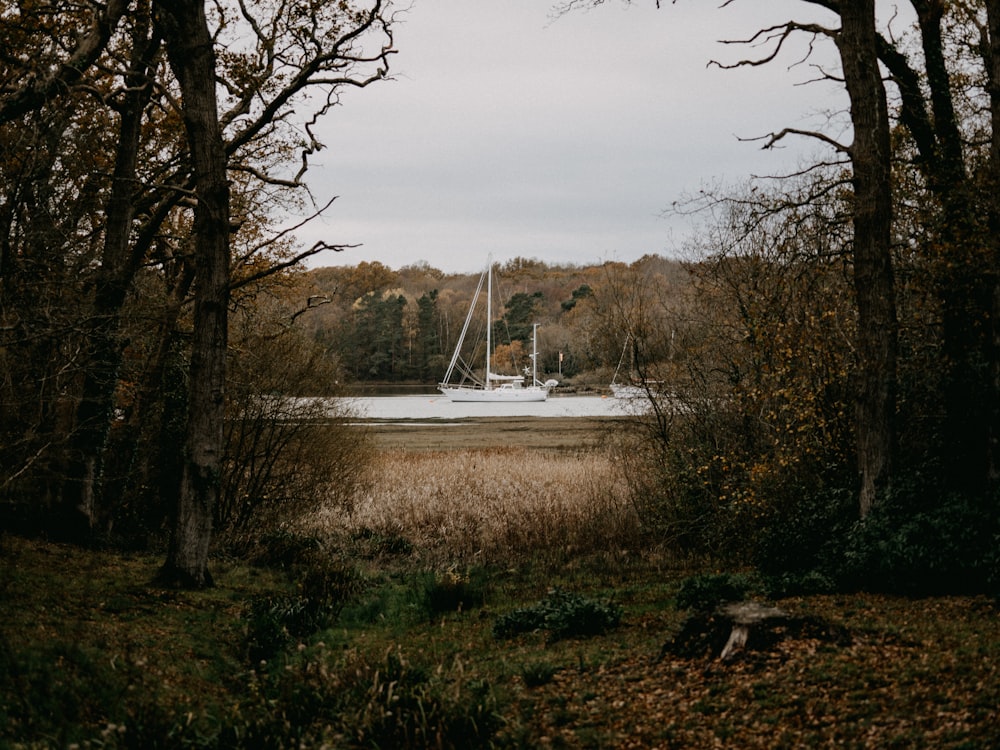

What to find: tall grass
left=309, top=447, right=641, bottom=565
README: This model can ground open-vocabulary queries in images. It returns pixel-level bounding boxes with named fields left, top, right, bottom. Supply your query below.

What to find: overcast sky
left=296, top=0, right=852, bottom=274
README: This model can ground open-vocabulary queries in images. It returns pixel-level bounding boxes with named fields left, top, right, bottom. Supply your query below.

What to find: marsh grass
left=309, top=446, right=642, bottom=566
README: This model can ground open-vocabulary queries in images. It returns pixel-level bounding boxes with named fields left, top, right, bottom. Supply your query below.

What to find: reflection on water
left=337, top=395, right=645, bottom=420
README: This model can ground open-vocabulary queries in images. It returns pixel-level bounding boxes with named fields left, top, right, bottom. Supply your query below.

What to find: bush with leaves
left=231, top=646, right=503, bottom=749
left=418, top=567, right=489, bottom=617
left=675, top=572, right=754, bottom=613
left=244, top=560, right=363, bottom=662
left=839, top=481, right=1000, bottom=596
left=248, top=529, right=324, bottom=569
left=493, top=587, right=622, bottom=641
left=752, top=483, right=856, bottom=595
left=604, top=196, right=859, bottom=570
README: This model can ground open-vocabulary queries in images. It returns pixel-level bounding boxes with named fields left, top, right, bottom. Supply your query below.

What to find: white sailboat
left=609, top=333, right=658, bottom=398
left=438, top=260, right=557, bottom=402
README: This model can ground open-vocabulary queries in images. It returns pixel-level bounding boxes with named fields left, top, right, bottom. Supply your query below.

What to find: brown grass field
left=308, top=416, right=643, bottom=566
left=361, top=415, right=626, bottom=452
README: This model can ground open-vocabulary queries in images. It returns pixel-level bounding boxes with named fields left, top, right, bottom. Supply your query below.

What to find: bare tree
left=557, top=0, right=898, bottom=518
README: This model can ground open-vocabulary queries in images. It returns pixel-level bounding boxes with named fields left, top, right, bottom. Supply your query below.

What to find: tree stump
left=717, top=602, right=788, bottom=661
left=659, top=600, right=851, bottom=663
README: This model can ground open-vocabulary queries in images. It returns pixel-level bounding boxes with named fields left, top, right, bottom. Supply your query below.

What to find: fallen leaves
left=501, top=595, right=1000, bottom=748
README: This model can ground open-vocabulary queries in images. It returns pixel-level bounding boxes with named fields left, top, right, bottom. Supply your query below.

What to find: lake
left=339, top=394, right=645, bottom=421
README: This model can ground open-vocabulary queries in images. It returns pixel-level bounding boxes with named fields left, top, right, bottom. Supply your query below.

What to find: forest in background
left=295, top=255, right=689, bottom=387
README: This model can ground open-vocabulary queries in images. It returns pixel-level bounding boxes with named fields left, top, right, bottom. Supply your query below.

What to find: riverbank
left=362, top=415, right=625, bottom=452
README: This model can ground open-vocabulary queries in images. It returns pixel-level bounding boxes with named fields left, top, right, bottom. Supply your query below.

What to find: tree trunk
left=62, top=12, right=158, bottom=538
left=837, top=0, right=898, bottom=518
left=157, top=0, right=230, bottom=587
left=717, top=602, right=789, bottom=662
left=913, top=0, right=994, bottom=497
left=101, top=261, right=195, bottom=531
left=877, top=2, right=997, bottom=496
left=985, top=0, right=1000, bottom=489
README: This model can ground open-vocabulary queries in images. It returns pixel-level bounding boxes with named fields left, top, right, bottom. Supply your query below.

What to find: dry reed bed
left=312, top=447, right=640, bottom=564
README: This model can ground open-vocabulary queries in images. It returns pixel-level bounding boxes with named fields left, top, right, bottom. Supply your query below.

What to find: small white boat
left=609, top=333, right=660, bottom=399
left=438, top=259, right=557, bottom=403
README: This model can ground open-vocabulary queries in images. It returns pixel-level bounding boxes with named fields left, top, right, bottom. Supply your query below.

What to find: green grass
left=2, top=535, right=999, bottom=748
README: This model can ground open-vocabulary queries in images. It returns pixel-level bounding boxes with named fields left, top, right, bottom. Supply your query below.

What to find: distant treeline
left=296, top=255, right=688, bottom=384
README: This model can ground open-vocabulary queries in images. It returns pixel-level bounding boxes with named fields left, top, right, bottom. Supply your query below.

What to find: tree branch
left=0, top=0, right=130, bottom=125
left=290, top=295, right=333, bottom=323
left=744, top=127, right=850, bottom=154
left=710, top=21, right=839, bottom=71
left=229, top=241, right=355, bottom=293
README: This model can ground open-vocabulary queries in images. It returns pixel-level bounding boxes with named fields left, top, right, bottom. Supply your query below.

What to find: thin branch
left=223, top=1, right=394, bottom=159
left=243, top=195, right=339, bottom=259
left=290, top=295, right=333, bottom=323
left=229, top=241, right=355, bottom=293
left=710, top=21, right=839, bottom=71
left=1, top=442, right=53, bottom=491
left=745, top=127, right=850, bottom=154
left=229, top=162, right=304, bottom=189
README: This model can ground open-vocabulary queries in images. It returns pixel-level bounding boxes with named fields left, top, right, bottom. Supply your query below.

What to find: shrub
left=233, top=646, right=504, bottom=749
left=841, top=486, right=1000, bottom=596
left=762, top=569, right=838, bottom=598
left=493, top=588, right=623, bottom=641
left=218, top=309, right=375, bottom=554
left=244, top=561, right=362, bottom=661
left=520, top=660, right=558, bottom=688
left=611, top=426, right=754, bottom=561
left=675, top=572, right=753, bottom=613
left=752, top=484, right=857, bottom=582
left=248, top=529, right=324, bottom=569
left=419, top=567, right=489, bottom=616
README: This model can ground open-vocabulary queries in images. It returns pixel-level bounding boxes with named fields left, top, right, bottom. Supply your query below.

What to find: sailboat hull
left=438, top=385, right=549, bottom=402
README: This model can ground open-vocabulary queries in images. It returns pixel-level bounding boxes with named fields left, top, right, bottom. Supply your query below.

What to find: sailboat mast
left=532, top=323, right=539, bottom=386
left=441, top=267, right=485, bottom=387
left=486, top=260, right=492, bottom=390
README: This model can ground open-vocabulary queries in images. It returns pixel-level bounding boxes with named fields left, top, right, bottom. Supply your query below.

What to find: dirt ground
left=362, top=416, right=627, bottom=452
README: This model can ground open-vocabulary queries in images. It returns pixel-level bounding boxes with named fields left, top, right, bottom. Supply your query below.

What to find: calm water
left=340, top=394, right=644, bottom=420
